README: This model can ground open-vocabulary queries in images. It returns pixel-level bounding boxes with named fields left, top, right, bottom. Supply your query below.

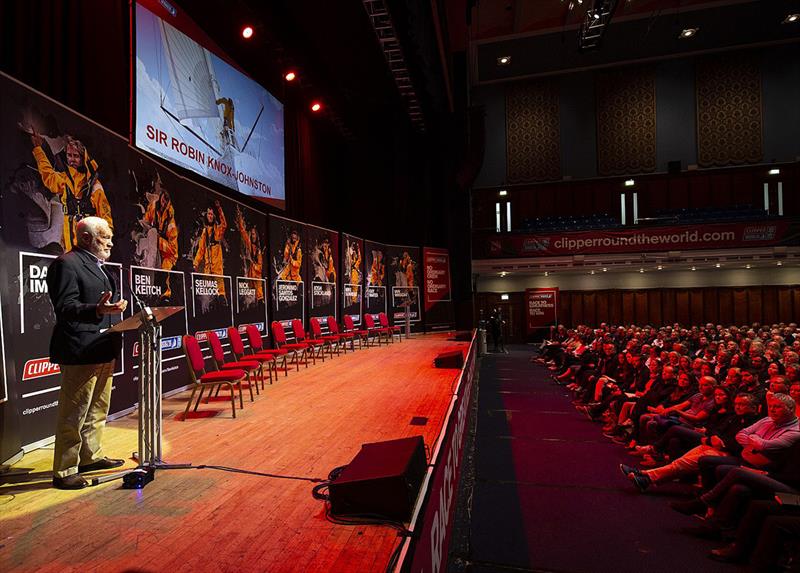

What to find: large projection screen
left=134, top=2, right=286, bottom=209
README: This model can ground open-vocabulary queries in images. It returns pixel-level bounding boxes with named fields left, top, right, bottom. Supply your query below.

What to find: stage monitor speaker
left=328, top=436, right=426, bottom=521
left=434, top=350, right=464, bottom=369
left=668, top=160, right=682, bottom=174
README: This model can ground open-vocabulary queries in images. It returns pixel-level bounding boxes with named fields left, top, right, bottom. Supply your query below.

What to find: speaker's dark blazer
left=46, top=248, right=122, bottom=365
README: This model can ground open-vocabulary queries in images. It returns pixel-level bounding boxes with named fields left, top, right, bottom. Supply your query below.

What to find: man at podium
left=46, top=216, right=128, bottom=489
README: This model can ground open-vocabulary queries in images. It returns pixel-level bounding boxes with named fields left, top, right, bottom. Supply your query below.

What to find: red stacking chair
left=271, top=321, right=309, bottom=371
left=310, top=317, right=341, bottom=356
left=379, top=312, right=402, bottom=342
left=327, top=316, right=355, bottom=352
left=205, top=329, right=260, bottom=401
left=227, top=326, right=274, bottom=386
left=182, top=334, right=246, bottom=419
left=241, top=324, right=289, bottom=380
left=292, top=319, right=325, bottom=364
left=342, top=314, right=369, bottom=349
left=364, top=313, right=390, bottom=345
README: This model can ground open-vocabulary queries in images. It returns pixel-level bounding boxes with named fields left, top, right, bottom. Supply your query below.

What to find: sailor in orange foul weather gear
left=279, top=229, right=303, bottom=282
left=193, top=200, right=227, bottom=296
left=236, top=207, right=264, bottom=301
left=144, top=175, right=178, bottom=298
left=31, top=132, right=113, bottom=252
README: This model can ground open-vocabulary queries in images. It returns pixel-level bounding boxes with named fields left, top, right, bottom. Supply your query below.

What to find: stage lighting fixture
left=284, top=71, right=297, bottom=82
left=241, top=26, right=254, bottom=39
left=497, top=56, right=511, bottom=66
left=777, top=261, right=783, bottom=266
left=746, top=264, right=751, bottom=269
left=311, top=102, right=322, bottom=112
left=657, top=265, right=663, bottom=270
left=578, top=0, right=619, bottom=52
left=544, top=271, right=549, bottom=277
left=769, top=168, right=781, bottom=175
left=602, top=267, right=608, bottom=272
left=501, top=294, right=509, bottom=300
left=639, top=268, right=644, bottom=273
left=691, top=266, right=696, bottom=271
left=783, top=14, right=799, bottom=24
left=590, top=270, right=595, bottom=275
left=716, top=263, right=721, bottom=268
left=679, top=27, right=698, bottom=39
left=499, top=189, right=508, bottom=196
left=624, top=179, right=635, bottom=187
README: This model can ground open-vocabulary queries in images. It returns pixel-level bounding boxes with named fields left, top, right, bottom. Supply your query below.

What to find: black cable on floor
left=193, top=464, right=325, bottom=483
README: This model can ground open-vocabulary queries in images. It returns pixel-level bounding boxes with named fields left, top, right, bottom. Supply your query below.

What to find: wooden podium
left=93, top=305, right=185, bottom=487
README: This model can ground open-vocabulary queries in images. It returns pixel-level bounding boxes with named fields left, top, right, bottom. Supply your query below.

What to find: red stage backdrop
left=422, top=247, right=454, bottom=331
left=474, top=220, right=800, bottom=258
left=526, top=288, right=558, bottom=332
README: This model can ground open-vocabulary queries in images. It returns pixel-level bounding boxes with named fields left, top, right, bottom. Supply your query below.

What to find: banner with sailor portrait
left=386, top=244, right=421, bottom=326
left=269, top=214, right=306, bottom=337
left=341, top=233, right=364, bottom=326
left=306, top=224, right=338, bottom=332
left=364, top=240, right=387, bottom=321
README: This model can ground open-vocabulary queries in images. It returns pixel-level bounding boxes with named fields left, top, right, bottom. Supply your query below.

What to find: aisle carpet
left=465, top=347, right=747, bottom=573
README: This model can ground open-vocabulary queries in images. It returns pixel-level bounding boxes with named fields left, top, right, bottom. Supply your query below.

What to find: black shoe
left=669, top=498, right=708, bottom=517
left=681, top=523, right=722, bottom=540
left=78, top=457, right=125, bottom=473
left=709, top=543, right=744, bottom=563
left=53, top=474, right=88, bottom=490
left=619, top=464, right=642, bottom=478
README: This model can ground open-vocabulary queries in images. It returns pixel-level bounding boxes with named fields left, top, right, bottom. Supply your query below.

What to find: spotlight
left=624, top=179, right=635, bottom=187
left=679, top=27, right=699, bottom=39
left=715, top=263, right=721, bottom=268
left=497, top=56, right=511, bottom=66
left=769, top=168, right=781, bottom=175
left=501, top=294, right=510, bottom=301
left=639, top=268, right=644, bottom=273
left=284, top=71, right=297, bottom=82
left=544, top=271, right=549, bottom=277
left=499, top=189, right=508, bottom=196
left=241, top=26, right=254, bottom=39
left=746, top=264, right=751, bottom=269
left=657, top=265, right=663, bottom=270
left=310, top=101, right=322, bottom=113
left=592, top=11, right=600, bottom=20
left=783, top=14, right=800, bottom=24
left=691, top=266, right=696, bottom=271
left=590, top=270, right=595, bottom=275
left=777, top=261, right=783, bottom=266
left=602, top=267, right=608, bottom=272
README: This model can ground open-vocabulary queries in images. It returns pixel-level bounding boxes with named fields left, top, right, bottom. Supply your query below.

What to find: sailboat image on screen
left=157, top=18, right=264, bottom=191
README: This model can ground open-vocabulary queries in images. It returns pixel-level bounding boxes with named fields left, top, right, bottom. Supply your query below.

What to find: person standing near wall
left=47, top=217, right=128, bottom=489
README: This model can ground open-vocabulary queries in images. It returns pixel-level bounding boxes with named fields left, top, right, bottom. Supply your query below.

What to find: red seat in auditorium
left=342, top=314, right=369, bottom=349
left=271, top=320, right=310, bottom=371
left=240, top=324, right=289, bottom=380
left=379, top=312, right=402, bottom=342
left=292, top=319, right=325, bottom=364
left=182, top=334, right=246, bottom=419
left=327, top=316, right=355, bottom=352
left=364, top=313, right=390, bottom=345
left=310, top=317, right=341, bottom=356
left=205, top=329, right=260, bottom=400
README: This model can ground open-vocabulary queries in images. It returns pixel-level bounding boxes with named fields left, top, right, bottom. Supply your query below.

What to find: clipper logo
left=23, top=358, right=60, bottom=381
left=522, top=237, right=550, bottom=252
left=239, top=322, right=265, bottom=333
left=132, top=336, right=182, bottom=356
left=743, top=225, right=777, bottom=242
left=196, top=328, right=228, bottom=342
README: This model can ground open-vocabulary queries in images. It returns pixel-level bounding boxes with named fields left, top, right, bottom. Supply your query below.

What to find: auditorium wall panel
left=778, top=287, right=793, bottom=320
left=718, top=288, right=735, bottom=325
left=662, top=289, right=676, bottom=324
left=763, top=288, right=778, bottom=325
left=676, top=290, right=690, bottom=325
left=733, top=289, right=749, bottom=324
left=690, top=290, right=705, bottom=323
left=622, top=292, right=635, bottom=325
left=609, top=291, right=622, bottom=325
left=703, top=287, right=719, bottom=325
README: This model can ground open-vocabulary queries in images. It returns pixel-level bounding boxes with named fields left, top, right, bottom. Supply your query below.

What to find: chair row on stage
left=180, top=313, right=403, bottom=419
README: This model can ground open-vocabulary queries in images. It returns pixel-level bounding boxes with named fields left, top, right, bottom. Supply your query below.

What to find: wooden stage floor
left=0, top=333, right=469, bottom=573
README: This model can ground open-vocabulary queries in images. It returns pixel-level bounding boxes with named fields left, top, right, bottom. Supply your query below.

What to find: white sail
left=159, top=20, right=218, bottom=120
